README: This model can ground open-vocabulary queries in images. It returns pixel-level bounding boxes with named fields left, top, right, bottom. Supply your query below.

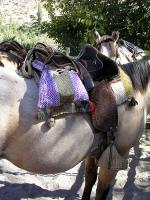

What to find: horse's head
left=93, top=30, right=145, bottom=65
left=93, top=30, right=119, bottom=60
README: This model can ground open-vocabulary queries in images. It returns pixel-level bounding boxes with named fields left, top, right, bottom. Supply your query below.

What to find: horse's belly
left=4, top=114, right=94, bottom=174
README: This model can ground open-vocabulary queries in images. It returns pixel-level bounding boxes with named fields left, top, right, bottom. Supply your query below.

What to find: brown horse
left=0, top=45, right=150, bottom=200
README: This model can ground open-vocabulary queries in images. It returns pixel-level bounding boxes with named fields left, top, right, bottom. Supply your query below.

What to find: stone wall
left=0, top=0, right=49, bottom=25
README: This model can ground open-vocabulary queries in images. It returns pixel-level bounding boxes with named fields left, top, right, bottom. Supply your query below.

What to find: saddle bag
left=38, top=67, right=89, bottom=109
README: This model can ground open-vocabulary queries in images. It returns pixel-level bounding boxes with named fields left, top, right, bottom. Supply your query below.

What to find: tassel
left=85, top=103, right=89, bottom=112
left=89, top=101, right=94, bottom=112
left=35, top=108, right=48, bottom=120
left=84, top=101, right=94, bottom=112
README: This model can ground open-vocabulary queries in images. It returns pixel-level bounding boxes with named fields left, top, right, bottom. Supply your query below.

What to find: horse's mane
left=121, top=59, right=150, bottom=91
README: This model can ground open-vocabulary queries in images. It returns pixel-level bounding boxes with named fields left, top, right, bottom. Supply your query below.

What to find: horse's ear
left=112, top=31, right=119, bottom=42
left=93, top=30, right=101, bottom=43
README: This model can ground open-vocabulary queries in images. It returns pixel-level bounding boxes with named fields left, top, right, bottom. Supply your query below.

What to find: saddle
left=22, top=43, right=95, bottom=91
left=0, top=40, right=27, bottom=66
left=23, top=43, right=119, bottom=88
left=77, top=44, right=119, bottom=81
left=22, top=43, right=121, bottom=130
left=76, top=45, right=119, bottom=131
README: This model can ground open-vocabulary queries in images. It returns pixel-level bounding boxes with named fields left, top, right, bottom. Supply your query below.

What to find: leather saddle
left=23, top=43, right=95, bottom=90
left=23, top=43, right=119, bottom=91
left=22, top=43, right=119, bottom=132
left=76, top=44, right=119, bottom=81
left=0, top=40, right=27, bottom=61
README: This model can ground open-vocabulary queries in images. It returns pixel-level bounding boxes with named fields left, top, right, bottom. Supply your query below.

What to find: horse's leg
left=95, top=140, right=129, bottom=200
left=95, top=167, right=118, bottom=200
left=82, top=156, right=98, bottom=200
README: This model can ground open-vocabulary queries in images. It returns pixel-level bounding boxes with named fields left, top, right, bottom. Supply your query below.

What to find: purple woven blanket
left=38, top=67, right=89, bottom=108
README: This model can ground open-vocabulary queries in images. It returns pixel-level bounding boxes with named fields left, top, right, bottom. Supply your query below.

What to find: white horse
left=0, top=48, right=150, bottom=200
left=93, top=30, right=145, bottom=64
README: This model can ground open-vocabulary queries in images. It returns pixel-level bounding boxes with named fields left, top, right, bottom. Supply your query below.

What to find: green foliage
left=41, top=16, right=87, bottom=54
left=145, top=50, right=150, bottom=55
left=44, top=0, right=105, bottom=55
left=0, top=20, right=55, bottom=49
left=43, top=0, right=149, bottom=54
left=98, top=0, right=150, bottom=49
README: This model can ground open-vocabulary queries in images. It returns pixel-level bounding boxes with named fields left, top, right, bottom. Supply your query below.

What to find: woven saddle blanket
left=38, top=67, right=89, bottom=109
